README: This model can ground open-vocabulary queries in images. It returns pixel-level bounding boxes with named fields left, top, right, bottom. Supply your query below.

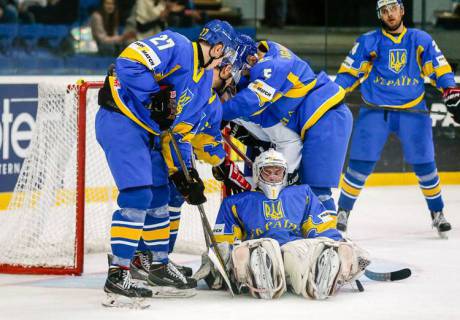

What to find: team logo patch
left=263, top=200, right=285, bottom=220
left=389, top=49, right=407, bottom=74
left=176, top=88, right=194, bottom=115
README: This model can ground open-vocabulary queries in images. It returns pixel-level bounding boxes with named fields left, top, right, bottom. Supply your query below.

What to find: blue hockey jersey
left=213, top=185, right=342, bottom=246
left=222, top=41, right=345, bottom=139
left=336, top=27, right=456, bottom=109
left=108, top=30, right=220, bottom=174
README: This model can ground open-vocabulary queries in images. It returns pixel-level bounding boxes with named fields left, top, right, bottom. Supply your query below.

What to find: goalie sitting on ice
left=194, top=149, right=370, bottom=299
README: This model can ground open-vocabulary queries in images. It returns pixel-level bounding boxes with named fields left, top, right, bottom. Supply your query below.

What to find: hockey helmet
left=199, top=20, right=238, bottom=60
left=376, top=0, right=404, bottom=19
left=253, top=149, right=288, bottom=200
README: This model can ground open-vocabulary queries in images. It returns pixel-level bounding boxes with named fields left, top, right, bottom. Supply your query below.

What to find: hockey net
left=0, top=81, right=225, bottom=275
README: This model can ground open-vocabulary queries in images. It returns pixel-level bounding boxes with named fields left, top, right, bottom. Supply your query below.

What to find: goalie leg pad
left=282, top=238, right=341, bottom=299
left=231, top=238, right=286, bottom=299
left=335, top=240, right=370, bottom=288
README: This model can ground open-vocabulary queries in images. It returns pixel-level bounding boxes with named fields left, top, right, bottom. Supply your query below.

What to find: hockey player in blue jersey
left=221, top=34, right=353, bottom=216
left=334, top=0, right=460, bottom=238
left=128, top=54, right=252, bottom=286
left=194, top=149, right=369, bottom=299
left=95, top=20, right=243, bottom=306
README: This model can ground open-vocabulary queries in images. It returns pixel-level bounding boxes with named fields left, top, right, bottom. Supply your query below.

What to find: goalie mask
left=253, top=149, right=288, bottom=200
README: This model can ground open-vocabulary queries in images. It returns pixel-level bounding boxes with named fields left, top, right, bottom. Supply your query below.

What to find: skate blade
left=102, top=293, right=150, bottom=309
left=149, top=286, right=197, bottom=298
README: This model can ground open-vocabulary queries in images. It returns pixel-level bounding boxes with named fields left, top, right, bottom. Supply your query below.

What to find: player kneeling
left=194, top=149, right=369, bottom=299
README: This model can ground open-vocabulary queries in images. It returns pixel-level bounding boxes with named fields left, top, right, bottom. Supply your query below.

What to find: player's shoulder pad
left=409, top=28, right=433, bottom=46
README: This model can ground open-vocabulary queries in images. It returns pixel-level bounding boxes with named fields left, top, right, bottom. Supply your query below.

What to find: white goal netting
left=0, top=82, right=222, bottom=273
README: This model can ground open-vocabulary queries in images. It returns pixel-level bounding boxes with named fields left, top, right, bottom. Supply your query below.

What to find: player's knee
left=348, top=159, right=376, bottom=176
left=150, top=184, right=170, bottom=208
left=412, top=162, right=437, bottom=176
left=117, top=186, right=153, bottom=210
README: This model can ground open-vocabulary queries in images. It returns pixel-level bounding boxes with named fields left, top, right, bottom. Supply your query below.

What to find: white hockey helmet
left=376, top=0, right=403, bottom=19
left=252, top=149, right=288, bottom=200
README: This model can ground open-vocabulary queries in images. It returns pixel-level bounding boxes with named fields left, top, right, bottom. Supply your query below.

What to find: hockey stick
left=364, top=268, right=412, bottom=282
left=348, top=102, right=448, bottom=116
left=167, top=130, right=235, bottom=296
left=221, top=131, right=253, bottom=168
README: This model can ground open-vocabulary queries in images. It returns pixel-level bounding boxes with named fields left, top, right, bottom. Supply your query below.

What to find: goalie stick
left=364, top=268, right=412, bottom=282
left=167, top=130, right=235, bottom=296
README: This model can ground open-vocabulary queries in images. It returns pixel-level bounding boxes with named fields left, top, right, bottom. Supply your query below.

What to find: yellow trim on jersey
left=161, top=123, right=195, bottom=175
left=301, top=215, right=337, bottom=237
left=192, top=134, right=223, bottom=166
left=208, top=92, right=217, bottom=104
left=170, top=220, right=180, bottom=231
left=142, top=227, right=170, bottom=241
left=363, top=91, right=425, bottom=109
left=284, top=74, right=317, bottom=98
left=435, top=64, right=453, bottom=78
left=109, top=76, right=158, bottom=135
left=416, top=45, right=425, bottom=75
left=192, top=42, right=205, bottom=83
left=259, top=41, right=269, bottom=52
left=111, top=226, right=143, bottom=241
left=422, top=61, right=435, bottom=77
left=154, top=64, right=181, bottom=82
left=215, top=234, right=236, bottom=244
left=300, top=86, right=345, bottom=140
left=382, top=27, right=407, bottom=44
left=341, top=181, right=362, bottom=197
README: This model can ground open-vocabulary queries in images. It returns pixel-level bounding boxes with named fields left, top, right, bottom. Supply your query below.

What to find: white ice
left=1, top=185, right=459, bottom=320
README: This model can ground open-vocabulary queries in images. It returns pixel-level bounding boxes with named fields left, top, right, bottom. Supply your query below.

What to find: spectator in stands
left=167, top=0, right=203, bottom=28
left=90, top=0, right=136, bottom=56
left=27, top=0, right=78, bottom=24
left=0, top=0, right=18, bottom=23
left=132, top=0, right=169, bottom=39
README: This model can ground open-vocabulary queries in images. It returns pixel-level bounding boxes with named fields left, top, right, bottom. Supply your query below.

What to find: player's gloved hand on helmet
left=212, top=159, right=251, bottom=194
left=443, top=87, right=460, bottom=124
left=170, top=168, right=207, bottom=205
left=229, top=122, right=273, bottom=151
left=149, top=86, right=177, bottom=131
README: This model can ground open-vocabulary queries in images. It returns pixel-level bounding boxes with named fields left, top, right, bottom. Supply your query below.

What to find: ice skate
left=102, top=266, right=152, bottom=309
left=336, top=208, right=350, bottom=233
left=147, top=262, right=197, bottom=298
left=130, top=251, right=151, bottom=281
left=431, top=211, right=451, bottom=239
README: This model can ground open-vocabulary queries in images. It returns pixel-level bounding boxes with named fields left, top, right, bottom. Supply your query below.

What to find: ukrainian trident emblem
left=389, top=49, right=407, bottom=74
left=263, top=200, right=285, bottom=220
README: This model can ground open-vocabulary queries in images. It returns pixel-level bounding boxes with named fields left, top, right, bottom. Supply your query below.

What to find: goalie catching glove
left=149, top=86, right=177, bottom=131
left=212, top=159, right=251, bottom=194
left=443, top=87, right=460, bottom=124
left=170, top=168, right=206, bottom=205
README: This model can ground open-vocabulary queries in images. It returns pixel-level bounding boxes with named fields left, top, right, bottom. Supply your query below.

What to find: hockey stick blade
left=207, top=249, right=235, bottom=296
left=364, top=268, right=411, bottom=282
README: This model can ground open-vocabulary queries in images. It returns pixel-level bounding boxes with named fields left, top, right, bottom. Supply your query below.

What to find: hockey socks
left=338, top=160, right=376, bottom=211
left=412, top=162, right=444, bottom=212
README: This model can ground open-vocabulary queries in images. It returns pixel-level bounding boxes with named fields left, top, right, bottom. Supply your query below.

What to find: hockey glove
left=170, top=168, right=207, bottom=205
left=443, top=87, right=460, bottom=124
left=149, top=86, right=177, bottom=131
left=212, top=159, right=251, bottom=195
left=229, top=122, right=273, bottom=150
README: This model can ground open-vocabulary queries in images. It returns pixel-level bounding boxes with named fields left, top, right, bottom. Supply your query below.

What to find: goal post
left=0, top=81, right=225, bottom=275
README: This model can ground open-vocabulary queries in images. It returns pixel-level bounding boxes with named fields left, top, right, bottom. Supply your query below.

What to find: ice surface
left=0, top=186, right=459, bottom=320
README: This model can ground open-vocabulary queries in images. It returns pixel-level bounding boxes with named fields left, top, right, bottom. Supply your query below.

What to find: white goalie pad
left=282, top=238, right=370, bottom=299
left=282, top=238, right=340, bottom=299
left=231, top=238, right=286, bottom=299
